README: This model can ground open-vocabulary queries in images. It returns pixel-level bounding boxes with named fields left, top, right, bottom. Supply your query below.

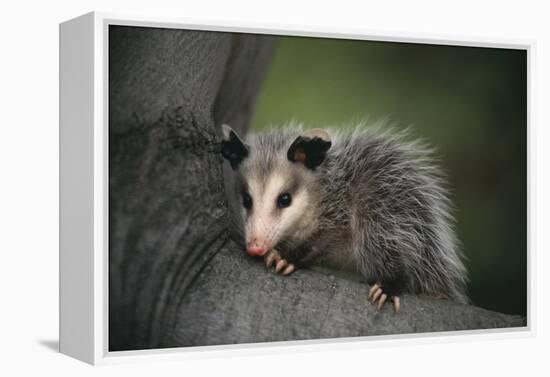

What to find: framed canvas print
left=59, top=11, right=530, bottom=365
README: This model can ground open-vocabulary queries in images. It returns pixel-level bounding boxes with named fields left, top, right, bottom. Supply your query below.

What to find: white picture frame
left=59, top=11, right=533, bottom=365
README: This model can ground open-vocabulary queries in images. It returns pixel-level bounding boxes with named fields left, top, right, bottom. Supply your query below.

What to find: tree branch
left=163, top=245, right=524, bottom=347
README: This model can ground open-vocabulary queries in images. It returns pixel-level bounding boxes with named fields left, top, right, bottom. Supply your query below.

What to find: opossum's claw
left=377, top=294, right=388, bottom=310
left=372, top=288, right=383, bottom=303
left=282, top=263, right=295, bottom=275
left=264, top=250, right=280, bottom=268
left=369, top=282, right=400, bottom=313
left=392, top=296, right=401, bottom=313
left=275, top=259, right=291, bottom=274
left=264, top=251, right=295, bottom=276
left=368, top=283, right=381, bottom=300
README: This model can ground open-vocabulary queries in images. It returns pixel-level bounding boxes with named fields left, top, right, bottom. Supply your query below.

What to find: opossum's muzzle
left=246, top=238, right=268, bottom=257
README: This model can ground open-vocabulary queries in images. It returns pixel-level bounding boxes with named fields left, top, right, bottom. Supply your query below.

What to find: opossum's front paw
left=368, top=282, right=401, bottom=313
left=264, top=249, right=295, bottom=276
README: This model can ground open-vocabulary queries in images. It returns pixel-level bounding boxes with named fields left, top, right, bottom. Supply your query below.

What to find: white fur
left=246, top=168, right=309, bottom=251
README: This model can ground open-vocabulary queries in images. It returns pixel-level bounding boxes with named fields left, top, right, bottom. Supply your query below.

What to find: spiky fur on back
left=233, top=122, right=468, bottom=303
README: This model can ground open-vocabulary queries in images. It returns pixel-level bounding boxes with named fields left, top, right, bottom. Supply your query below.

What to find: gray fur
left=224, top=121, right=469, bottom=303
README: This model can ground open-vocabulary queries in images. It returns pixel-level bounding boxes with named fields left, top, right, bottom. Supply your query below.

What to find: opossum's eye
left=243, top=192, right=253, bottom=210
left=276, top=193, right=292, bottom=209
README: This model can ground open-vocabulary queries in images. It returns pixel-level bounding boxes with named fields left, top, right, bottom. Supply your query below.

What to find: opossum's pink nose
left=246, top=239, right=268, bottom=257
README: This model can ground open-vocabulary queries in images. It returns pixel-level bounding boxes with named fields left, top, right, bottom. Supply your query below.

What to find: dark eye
left=276, top=193, right=292, bottom=208
left=243, top=192, right=252, bottom=210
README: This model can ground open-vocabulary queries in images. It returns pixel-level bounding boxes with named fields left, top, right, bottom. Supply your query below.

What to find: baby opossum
left=221, top=123, right=468, bottom=312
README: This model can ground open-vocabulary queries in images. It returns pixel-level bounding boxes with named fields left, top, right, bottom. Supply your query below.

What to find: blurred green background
left=250, top=37, right=527, bottom=316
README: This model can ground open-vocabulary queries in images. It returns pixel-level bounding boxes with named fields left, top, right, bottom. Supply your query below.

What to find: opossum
left=221, top=122, right=468, bottom=312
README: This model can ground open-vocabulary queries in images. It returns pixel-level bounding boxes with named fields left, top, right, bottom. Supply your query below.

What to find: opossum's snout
left=241, top=189, right=295, bottom=258
left=242, top=192, right=271, bottom=256
left=246, top=238, right=269, bottom=257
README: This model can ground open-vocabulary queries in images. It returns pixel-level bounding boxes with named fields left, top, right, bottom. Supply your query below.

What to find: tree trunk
left=108, top=26, right=525, bottom=352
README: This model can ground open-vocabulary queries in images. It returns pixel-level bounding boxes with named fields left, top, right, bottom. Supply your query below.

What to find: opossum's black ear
left=287, top=129, right=332, bottom=170
left=221, top=124, right=249, bottom=170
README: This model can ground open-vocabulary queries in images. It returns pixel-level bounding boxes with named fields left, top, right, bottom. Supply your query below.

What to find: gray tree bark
left=108, top=26, right=525, bottom=352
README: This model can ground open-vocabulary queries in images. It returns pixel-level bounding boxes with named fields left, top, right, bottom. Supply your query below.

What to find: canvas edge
left=59, top=11, right=96, bottom=365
